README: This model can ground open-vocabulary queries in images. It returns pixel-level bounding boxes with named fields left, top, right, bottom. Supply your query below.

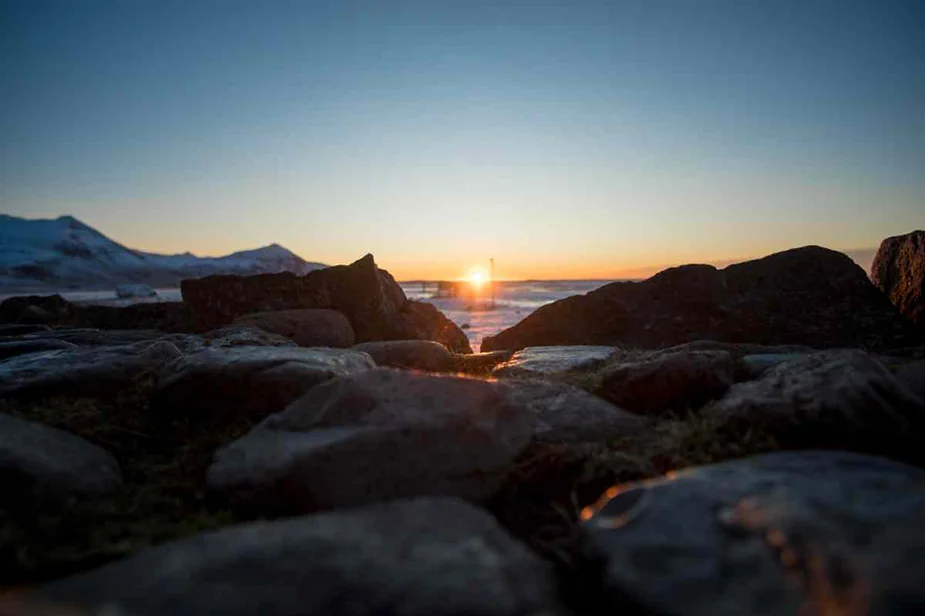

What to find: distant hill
left=0, top=214, right=327, bottom=291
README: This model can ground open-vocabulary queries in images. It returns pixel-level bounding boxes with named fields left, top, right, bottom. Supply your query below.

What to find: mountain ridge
left=0, top=214, right=327, bottom=291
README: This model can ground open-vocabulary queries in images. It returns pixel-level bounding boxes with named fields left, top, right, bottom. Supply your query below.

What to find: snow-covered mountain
left=0, top=214, right=327, bottom=291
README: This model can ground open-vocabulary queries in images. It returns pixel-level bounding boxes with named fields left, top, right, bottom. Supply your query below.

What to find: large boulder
left=0, top=413, right=122, bottom=507
left=492, top=345, right=615, bottom=378
left=352, top=340, right=455, bottom=372
left=482, top=246, right=918, bottom=352
left=871, top=229, right=925, bottom=327
left=151, top=346, right=375, bottom=424
left=705, top=349, right=925, bottom=452
left=595, top=350, right=735, bottom=415
left=0, top=340, right=183, bottom=398
left=235, top=309, right=355, bottom=348
left=181, top=254, right=471, bottom=352
left=580, top=451, right=925, bottom=616
left=207, top=369, right=535, bottom=514
left=36, top=498, right=563, bottom=616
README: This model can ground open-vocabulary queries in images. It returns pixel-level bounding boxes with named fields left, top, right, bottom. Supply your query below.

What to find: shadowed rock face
left=872, top=230, right=925, bottom=327
left=482, top=246, right=919, bottom=352
left=181, top=254, right=472, bottom=352
left=37, top=498, right=564, bottom=616
left=581, top=451, right=925, bottom=616
left=0, top=413, right=122, bottom=507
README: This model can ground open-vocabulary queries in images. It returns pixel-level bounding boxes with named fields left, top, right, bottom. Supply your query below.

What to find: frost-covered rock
left=0, top=338, right=78, bottom=361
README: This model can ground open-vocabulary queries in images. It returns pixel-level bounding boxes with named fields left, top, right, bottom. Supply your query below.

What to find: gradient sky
left=2, top=0, right=923, bottom=280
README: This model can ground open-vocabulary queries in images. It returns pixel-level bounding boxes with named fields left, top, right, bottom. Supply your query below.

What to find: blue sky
left=2, top=0, right=923, bottom=279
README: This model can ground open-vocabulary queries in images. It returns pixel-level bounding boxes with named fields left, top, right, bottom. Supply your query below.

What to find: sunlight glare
left=467, top=268, right=488, bottom=289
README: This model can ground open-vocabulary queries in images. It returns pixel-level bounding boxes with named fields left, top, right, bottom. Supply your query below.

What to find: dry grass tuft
left=0, top=375, right=253, bottom=584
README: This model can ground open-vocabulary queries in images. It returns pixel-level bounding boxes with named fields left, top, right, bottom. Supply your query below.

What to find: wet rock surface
left=352, top=339, right=455, bottom=372
left=581, top=451, right=925, bottom=616
left=0, top=413, right=122, bottom=506
left=38, top=498, right=564, bottom=616
left=454, top=349, right=515, bottom=374
left=235, top=309, right=355, bottom=348
left=207, top=369, right=535, bottom=513
left=492, top=345, right=615, bottom=378
left=151, top=346, right=375, bottom=424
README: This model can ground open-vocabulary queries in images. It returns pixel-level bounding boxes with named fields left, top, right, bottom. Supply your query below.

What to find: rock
left=895, top=360, right=925, bottom=404
left=207, top=369, right=535, bottom=513
left=0, top=294, right=74, bottom=325
left=0, top=413, right=122, bottom=507
left=152, top=346, right=375, bottom=424
left=739, top=353, right=807, bottom=380
left=200, top=325, right=297, bottom=349
left=180, top=254, right=472, bottom=352
left=596, top=351, right=735, bottom=415
left=482, top=246, right=918, bottom=352
left=0, top=324, right=51, bottom=336
left=872, top=229, right=925, bottom=327
left=235, top=309, right=355, bottom=348
left=37, top=497, right=562, bottom=616
left=114, top=284, right=157, bottom=299
left=454, top=349, right=515, bottom=374
left=504, top=379, right=648, bottom=444
left=392, top=300, right=472, bottom=353
left=0, top=295, right=198, bottom=332
left=0, top=328, right=166, bottom=348
left=0, top=341, right=183, bottom=398
left=0, top=338, right=78, bottom=361
left=706, top=350, right=925, bottom=451
left=580, top=450, right=925, bottom=616
left=352, top=340, right=455, bottom=372
left=492, top=345, right=615, bottom=378
left=650, top=340, right=814, bottom=357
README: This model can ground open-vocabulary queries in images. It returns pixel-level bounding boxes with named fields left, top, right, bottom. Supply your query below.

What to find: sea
left=2, top=280, right=617, bottom=352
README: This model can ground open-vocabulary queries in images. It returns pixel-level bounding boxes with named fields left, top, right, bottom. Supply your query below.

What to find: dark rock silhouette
left=182, top=254, right=471, bottom=352
left=483, top=246, right=918, bottom=352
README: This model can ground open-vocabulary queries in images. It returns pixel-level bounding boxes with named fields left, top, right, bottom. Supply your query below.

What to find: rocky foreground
left=1, top=241, right=924, bottom=616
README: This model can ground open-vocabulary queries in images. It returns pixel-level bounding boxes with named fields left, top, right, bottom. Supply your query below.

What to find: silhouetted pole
left=490, top=258, right=495, bottom=310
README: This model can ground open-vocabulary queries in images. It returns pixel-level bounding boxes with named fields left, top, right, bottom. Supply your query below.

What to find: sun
left=466, top=268, right=488, bottom=289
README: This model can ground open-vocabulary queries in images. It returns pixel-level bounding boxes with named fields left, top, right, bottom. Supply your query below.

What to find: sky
left=2, top=0, right=923, bottom=280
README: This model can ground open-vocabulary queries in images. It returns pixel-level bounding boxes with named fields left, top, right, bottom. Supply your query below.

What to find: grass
left=488, top=410, right=781, bottom=580
left=0, top=373, right=254, bottom=585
